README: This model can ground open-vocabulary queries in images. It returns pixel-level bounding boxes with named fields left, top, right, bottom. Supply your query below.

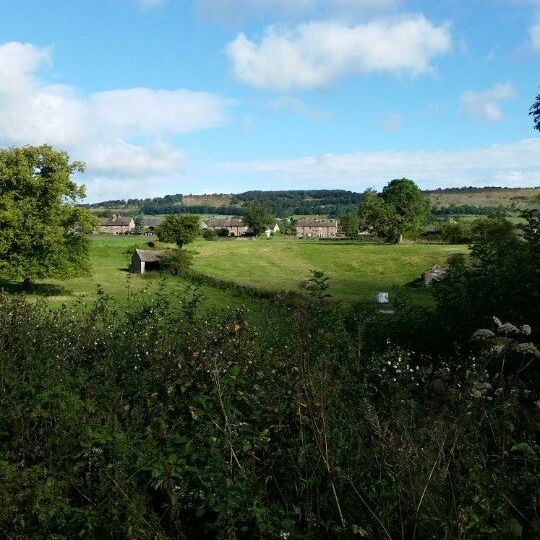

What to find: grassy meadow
left=1, top=235, right=468, bottom=309
left=191, top=237, right=468, bottom=303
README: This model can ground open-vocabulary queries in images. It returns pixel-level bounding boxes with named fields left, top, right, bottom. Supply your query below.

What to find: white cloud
left=268, top=96, right=329, bottom=120
left=227, top=16, right=452, bottom=91
left=214, top=138, right=540, bottom=190
left=91, top=88, right=227, bottom=135
left=459, top=83, right=516, bottom=122
left=196, top=0, right=402, bottom=22
left=0, top=42, right=228, bottom=184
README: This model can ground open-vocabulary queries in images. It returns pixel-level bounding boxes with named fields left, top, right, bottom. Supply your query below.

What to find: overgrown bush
left=202, top=228, right=217, bottom=240
left=0, top=280, right=538, bottom=538
left=439, top=219, right=475, bottom=244
left=159, top=248, right=194, bottom=276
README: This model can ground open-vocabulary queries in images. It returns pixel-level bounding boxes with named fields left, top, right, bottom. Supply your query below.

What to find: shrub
left=159, top=248, right=193, bottom=275
left=0, top=283, right=537, bottom=538
left=202, top=228, right=217, bottom=240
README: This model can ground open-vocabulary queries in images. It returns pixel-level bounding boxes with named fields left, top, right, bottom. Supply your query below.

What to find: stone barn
left=131, top=249, right=169, bottom=274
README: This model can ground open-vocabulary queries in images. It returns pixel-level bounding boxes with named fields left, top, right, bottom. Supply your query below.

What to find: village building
left=201, top=217, right=248, bottom=237
left=144, top=217, right=164, bottom=235
left=265, top=223, right=280, bottom=234
left=296, top=218, right=339, bottom=239
left=99, top=215, right=135, bottom=235
left=131, top=249, right=169, bottom=274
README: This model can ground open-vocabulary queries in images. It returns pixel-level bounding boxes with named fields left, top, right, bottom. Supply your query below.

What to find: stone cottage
left=296, top=218, right=339, bottom=239
left=201, top=217, right=248, bottom=237
left=99, top=215, right=135, bottom=235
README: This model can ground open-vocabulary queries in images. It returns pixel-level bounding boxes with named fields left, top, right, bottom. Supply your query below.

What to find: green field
left=1, top=236, right=468, bottom=308
left=191, top=238, right=468, bottom=303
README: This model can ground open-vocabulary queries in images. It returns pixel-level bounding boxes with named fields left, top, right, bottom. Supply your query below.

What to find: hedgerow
left=0, top=279, right=538, bottom=538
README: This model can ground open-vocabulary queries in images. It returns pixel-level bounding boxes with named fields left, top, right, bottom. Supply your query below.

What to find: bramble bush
left=0, top=275, right=538, bottom=538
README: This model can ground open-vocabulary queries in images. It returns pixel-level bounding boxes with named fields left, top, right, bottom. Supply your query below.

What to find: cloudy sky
left=0, top=0, right=539, bottom=201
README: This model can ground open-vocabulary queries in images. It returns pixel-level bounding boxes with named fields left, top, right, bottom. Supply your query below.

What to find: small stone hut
left=131, top=249, right=169, bottom=274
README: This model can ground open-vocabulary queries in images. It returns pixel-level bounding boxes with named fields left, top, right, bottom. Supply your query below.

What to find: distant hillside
left=85, top=187, right=540, bottom=217
left=426, top=186, right=540, bottom=210
left=86, top=190, right=362, bottom=217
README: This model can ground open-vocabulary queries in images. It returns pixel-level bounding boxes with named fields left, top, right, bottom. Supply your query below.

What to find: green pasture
left=1, top=236, right=468, bottom=310
left=191, top=237, right=468, bottom=304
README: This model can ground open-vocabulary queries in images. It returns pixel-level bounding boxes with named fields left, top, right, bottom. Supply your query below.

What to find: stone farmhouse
left=201, top=217, right=248, bottom=237
left=131, top=249, right=169, bottom=274
left=99, top=215, right=135, bottom=235
left=296, top=218, right=339, bottom=239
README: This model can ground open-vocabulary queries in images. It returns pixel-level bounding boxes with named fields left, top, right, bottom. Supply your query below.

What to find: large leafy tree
left=339, top=211, right=359, bottom=238
left=0, top=145, right=98, bottom=289
left=155, top=214, right=200, bottom=248
left=530, top=92, right=540, bottom=131
left=358, top=179, right=430, bottom=243
left=242, top=203, right=274, bottom=236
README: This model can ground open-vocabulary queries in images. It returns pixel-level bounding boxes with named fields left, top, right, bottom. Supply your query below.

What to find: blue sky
left=0, top=0, right=539, bottom=201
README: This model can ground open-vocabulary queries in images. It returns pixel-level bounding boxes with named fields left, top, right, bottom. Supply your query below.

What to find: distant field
left=191, top=238, right=468, bottom=304
left=427, top=187, right=540, bottom=209
left=1, top=237, right=468, bottom=309
left=182, top=195, right=234, bottom=207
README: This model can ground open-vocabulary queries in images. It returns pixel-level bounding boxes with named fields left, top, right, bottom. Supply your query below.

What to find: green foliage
left=159, top=248, right=194, bottom=276
left=339, top=211, right=359, bottom=238
left=434, top=216, right=540, bottom=338
left=358, top=179, right=430, bottom=243
left=133, top=214, right=145, bottom=234
left=439, top=219, right=475, bottom=244
left=0, top=145, right=98, bottom=286
left=530, top=92, right=540, bottom=131
left=0, top=287, right=537, bottom=538
left=242, top=203, right=274, bottom=236
left=202, top=228, right=217, bottom=240
left=155, top=214, right=200, bottom=248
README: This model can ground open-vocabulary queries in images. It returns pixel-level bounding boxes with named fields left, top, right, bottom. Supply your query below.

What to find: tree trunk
left=22, top=277, right=32, bottom=291
left=396, top=234, right=403, bottom=244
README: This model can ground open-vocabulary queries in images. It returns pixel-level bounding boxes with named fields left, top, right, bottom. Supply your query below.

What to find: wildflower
left=497, top=322, right=520, bottom=336
left=513, top=342, right=540, bottom=358
left=471, top=328, right=495, bottom=341
left=521, top=324, right=532, bottom=336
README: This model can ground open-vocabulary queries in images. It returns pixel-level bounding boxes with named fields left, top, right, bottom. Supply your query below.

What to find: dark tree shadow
left=0, top=280, right=69, bottom=297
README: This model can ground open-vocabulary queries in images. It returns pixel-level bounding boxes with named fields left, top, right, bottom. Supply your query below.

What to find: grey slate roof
left=296, top=219, right=338, bottom=227
left=100, top=216, right=133, bottom=226
left=202, top=217, right=245, bottom=228
left=134, top=249, right=170, bottom=262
